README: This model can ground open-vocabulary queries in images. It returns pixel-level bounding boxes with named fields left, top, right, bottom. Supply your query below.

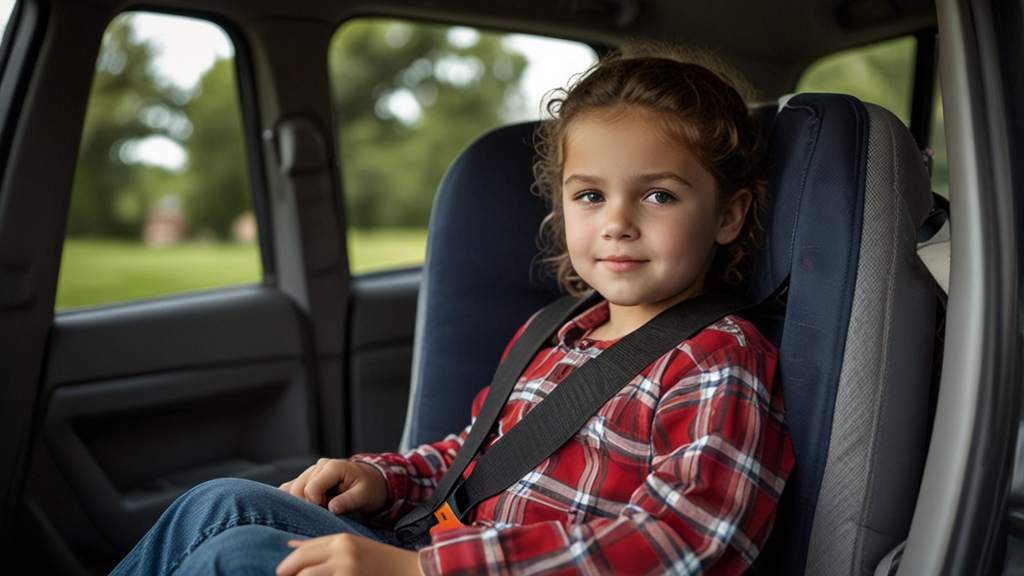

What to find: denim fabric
left=109, top=478, right=418, bottom=576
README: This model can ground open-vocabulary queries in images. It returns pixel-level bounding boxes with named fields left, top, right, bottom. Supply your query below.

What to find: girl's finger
left=303, top=461, right=351, bottom=507
left=287, top=464, right=320, bottom=500
left=303, top=469, right=336, bottom=506
left=275, top=537, right=330, bottom=576
left=327, top=487, right=364, bottom=515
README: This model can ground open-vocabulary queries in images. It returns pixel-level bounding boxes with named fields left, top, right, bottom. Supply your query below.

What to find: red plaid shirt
left=353, top=300, right=794, bottom=575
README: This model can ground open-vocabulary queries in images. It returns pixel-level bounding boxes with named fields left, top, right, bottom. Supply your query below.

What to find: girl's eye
left=645, top=191, right=674, bottom=204
left=577, top=191, right=604, bottom=204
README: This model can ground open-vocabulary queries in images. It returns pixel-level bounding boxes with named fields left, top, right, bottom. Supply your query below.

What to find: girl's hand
left=279, top=458, right=389, bottom=515
left=275, top=534, right=424, bottom=576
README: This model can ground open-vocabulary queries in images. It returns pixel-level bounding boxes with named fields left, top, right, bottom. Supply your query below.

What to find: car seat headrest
left=402, top=122, right=559, bottom=449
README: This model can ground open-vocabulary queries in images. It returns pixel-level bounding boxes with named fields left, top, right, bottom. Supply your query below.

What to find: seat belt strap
left=395, top=291, right=752, bottom=542
left=450, top=292, right=752, bottom=523
left=394, top=291, right=601, bottom=540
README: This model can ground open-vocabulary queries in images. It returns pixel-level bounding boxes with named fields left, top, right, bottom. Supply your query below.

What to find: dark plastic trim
left=47, top=285, right=307, bottom=387
left=0, top=0, right=48, bottom=199
left=910, top=27, right=938, bottom=149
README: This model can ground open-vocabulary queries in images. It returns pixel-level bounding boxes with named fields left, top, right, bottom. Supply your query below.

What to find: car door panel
left=32, top=285, right=318, bottom=554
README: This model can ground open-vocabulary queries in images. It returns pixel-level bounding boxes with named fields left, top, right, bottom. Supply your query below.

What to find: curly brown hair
left=534, top=43, right=767, bottom=296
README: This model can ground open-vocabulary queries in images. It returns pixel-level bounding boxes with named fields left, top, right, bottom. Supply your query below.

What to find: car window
left=930, top=77, right=948, bottom=198
left=797, top=35, right=915, bottom=126
left=56, top=12, right=259, bottom=310
left=797, top=34, right=947, bottom=198
left=0, top=1, right=16, bottom=35
left=329, top=17, right=597, bottom=275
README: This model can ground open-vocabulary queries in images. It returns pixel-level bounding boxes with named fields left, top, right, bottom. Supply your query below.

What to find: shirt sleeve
left=417, top=340, right=792, bottom=576
left=349, top=319, right=534, bottom=525
left=349, top=388, right=483, bottom=525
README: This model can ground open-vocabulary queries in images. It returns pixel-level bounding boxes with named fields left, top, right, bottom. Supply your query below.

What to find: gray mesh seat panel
left=805, top=104, right=936, bottom=574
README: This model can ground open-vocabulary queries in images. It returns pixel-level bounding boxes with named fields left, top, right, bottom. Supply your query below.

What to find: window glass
left=56, top=12, right=258, bottom=310
left=797, top=35, right=916, bottom=125
left=930, top=79, right=948, bottom=198
left=329, top=18, right=597, bottom=274
left=0, top=1, right=16, bottom=34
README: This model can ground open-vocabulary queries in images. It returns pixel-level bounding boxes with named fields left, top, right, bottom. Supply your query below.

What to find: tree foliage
left=180, top=58, right=250, bottom=237
left=68, top=14, right=252, bottom=240
left=66, top=14, right=530, bottom=240
left=329, top=20, right=527, bottom=227
left=68, top=14, right=187, bottom=237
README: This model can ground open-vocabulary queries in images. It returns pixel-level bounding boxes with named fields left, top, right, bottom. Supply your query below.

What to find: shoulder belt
left=395, top=291, right=755, bottom=543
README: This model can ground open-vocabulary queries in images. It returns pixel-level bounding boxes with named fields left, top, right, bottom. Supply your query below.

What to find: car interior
left=0, top=0, right=1021, bottom=575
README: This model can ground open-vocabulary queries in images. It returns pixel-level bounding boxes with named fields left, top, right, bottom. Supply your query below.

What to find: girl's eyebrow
left=563, top=172, right=692, bottom=187
left=563, top=173, right=604, bottom=186
left=631, top=171, right=693, bottom=187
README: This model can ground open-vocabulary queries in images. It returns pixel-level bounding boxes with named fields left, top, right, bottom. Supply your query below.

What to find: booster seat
left=401, top=93, right=937, bottom=575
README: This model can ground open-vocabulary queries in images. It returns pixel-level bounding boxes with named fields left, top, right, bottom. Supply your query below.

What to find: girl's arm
left=417, top=340, right=794, bottom=576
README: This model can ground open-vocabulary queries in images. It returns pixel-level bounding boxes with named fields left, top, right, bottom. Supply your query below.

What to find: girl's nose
left=601, top=203, right=638, bottom=240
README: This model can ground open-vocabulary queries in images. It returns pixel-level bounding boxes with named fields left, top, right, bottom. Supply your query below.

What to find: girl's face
left=561, top=109, right=750, bottom=319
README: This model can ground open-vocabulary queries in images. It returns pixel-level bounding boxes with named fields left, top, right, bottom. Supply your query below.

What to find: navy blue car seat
left=401, top=93, right=936, bottom=575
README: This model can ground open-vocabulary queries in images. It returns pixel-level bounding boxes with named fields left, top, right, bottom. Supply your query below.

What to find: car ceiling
left=64, top=0, right=936, bottom=99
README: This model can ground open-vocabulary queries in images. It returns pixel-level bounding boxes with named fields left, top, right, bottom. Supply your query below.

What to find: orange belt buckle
left=430, top=502, right=464, bottom=535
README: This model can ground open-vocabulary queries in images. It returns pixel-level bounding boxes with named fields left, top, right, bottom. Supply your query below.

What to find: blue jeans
left=109, top=478, right=426, bottom=576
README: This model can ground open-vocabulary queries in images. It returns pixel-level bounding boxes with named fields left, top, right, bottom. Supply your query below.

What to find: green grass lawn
left=347, top=228, right=429, bottom=273
left=56, top=229, right=428, bottom=310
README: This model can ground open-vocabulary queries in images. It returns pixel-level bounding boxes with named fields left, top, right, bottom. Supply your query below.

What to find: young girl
left=111, top=45, right=794, bottom=576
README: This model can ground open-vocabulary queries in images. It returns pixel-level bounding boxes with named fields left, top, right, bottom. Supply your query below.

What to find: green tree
left=180, top=58, right=250, bottom=237
left=796, top=35, right=948, bottom=197
left=797, top=36, right=915, bottom=124
left=329, top=20, right=528, bottom=228
left=68, top=14, right=187, bottom=237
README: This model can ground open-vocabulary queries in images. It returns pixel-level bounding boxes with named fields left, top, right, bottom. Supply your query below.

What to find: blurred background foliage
left=69, top=14, right=249, bottom=240
left=330, top=19, right=527, bottom=228
left=797, top=34, right=948, bottom=198
left=67, top=15, right=529, bottom=241
left=59, top=14, right=531, bottom=307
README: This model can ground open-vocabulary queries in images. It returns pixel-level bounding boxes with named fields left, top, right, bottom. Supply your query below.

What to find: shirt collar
left=556, top=298, right=610, bottom=347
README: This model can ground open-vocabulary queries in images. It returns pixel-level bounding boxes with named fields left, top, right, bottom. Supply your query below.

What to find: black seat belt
left=395, top=291, right=755, bottom=543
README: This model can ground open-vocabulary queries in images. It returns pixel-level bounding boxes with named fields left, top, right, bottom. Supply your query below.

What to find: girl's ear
left=716, top=189, right=752, bottom=245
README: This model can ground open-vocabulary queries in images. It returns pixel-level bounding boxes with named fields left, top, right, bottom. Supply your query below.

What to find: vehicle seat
left=401, top=93, right=937, bottom=575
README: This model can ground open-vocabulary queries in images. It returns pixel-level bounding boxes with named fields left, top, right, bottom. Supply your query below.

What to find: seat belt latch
left=430, top=502, right=464, bottom=535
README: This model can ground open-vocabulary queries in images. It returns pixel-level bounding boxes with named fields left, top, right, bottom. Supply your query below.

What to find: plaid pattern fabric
left=353, top=300, right=794, bottom=575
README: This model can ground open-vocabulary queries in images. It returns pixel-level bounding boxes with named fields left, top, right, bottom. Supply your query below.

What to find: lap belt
left=394, top=291, right=760, bottom=543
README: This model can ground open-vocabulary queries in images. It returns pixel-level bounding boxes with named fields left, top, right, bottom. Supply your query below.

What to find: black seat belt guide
left=395, top=291, right=753, bottom=543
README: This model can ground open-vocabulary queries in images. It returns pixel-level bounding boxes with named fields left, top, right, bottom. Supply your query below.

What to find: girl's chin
left=599, top=288, right=704, bottom=310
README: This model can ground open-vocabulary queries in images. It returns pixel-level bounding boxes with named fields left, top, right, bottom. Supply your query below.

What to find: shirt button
left=578, top=339, right=591, bottom=349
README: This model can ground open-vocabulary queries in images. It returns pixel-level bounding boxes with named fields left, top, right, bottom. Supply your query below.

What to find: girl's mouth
left=598, top=257, right=648, bottom=272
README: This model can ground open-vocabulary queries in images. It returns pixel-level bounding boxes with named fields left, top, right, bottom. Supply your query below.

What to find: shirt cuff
left=348, top=452, right=412, bottom=523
